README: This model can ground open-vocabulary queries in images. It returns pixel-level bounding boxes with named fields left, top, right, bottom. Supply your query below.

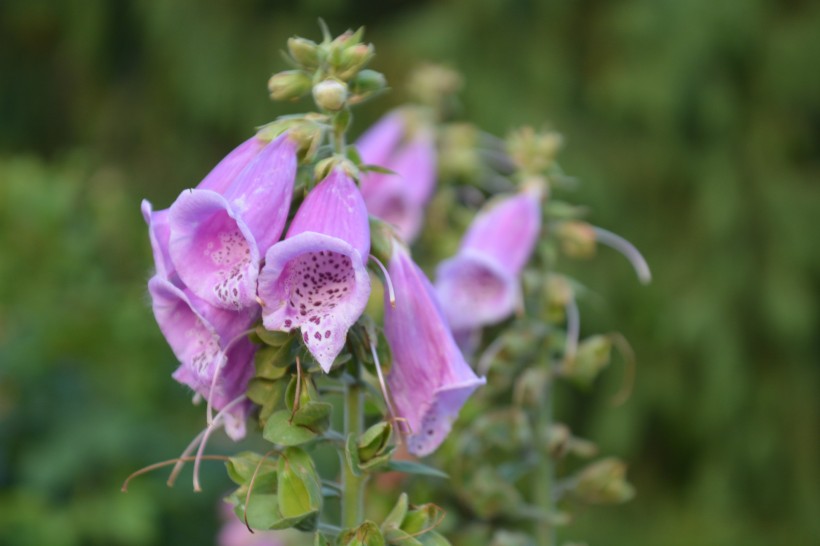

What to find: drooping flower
left=356, top=109, right=437, bottom=242
left=384, top=245, right=485, bottom=456
left=148, top=276, right=256, bottom=440
left=168, top=133, right=298, bottom=310
left=435, top=184, right=543, bottom=331
left=258, top=168, right=371, bottom=372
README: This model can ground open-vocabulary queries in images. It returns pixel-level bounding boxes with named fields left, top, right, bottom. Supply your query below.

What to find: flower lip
left=141, top=199, right=174, bottom=281
left=258, top=232, right=371, bottom=373
left=435, top=248, right=520, bottom=331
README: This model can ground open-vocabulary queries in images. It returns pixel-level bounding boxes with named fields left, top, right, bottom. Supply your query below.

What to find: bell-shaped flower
left=356, top=110, right=437, bottom=242
left=168, top=133, right=298, bottom=311
left=258, top=168, right=371, bottom=373
left=148, top=276, right=256, bottom=440
left=435, top=185, right=542, bottom=331
left=141, top=200, right=175, bottom=281
left=384, top=245, right=485, bottom=456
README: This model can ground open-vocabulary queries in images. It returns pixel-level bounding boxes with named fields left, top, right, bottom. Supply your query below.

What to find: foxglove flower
left=148, top=276, right=256, bottom=440
left=168, top=133, right=298, bottom=310
left=356, top=110, right=437, bottom=242
left=258, top=168, right=371, bottom=372
left=384, top=245, right=485, bottom=456
left=435, top=185, right=542, bottom=331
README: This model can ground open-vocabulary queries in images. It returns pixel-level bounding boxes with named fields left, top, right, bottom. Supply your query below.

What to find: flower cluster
left=143, top=112, right=489, bottom=455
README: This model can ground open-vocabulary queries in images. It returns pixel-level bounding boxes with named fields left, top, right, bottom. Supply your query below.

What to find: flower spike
left=258, top=168, right=371, bottom=372
left=384, top=244, right=485, bottom=456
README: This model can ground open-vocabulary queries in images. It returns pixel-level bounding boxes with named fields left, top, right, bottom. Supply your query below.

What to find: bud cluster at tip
left=267, top=26, right=386, bottom=113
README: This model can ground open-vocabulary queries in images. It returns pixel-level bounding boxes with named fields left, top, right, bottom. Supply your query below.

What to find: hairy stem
left=341, top=379, right=365, bottom=528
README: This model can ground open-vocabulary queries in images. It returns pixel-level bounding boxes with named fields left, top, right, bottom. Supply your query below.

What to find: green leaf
left=276, top=447, right=322, bottom=530
left=226, top=452, right=278, bottom=491
left=357, top=421, right=392, bottom=462
left=383, top=528, right=423, bottom=546
left=384, top=460, right=449, bottom=479
left=381, top=492, right=409, bottom=531
left=263, top=410, right=318, bottom=446
left=345, top=432, right=363, bottom=477
left=255, top=325, right=293, bottom=347
left=254, top=341, right=295, bottom=379
left=291, top=401, right=332, bottom=431
left=362, top=164, right=397, bottom=175
left=234, top=493, right=280, bottom=530
left=339, top=521, right=386, bottom=546
left=314, top=533, right=331, bottom=546
left=417, top=531, right=451, bottom=546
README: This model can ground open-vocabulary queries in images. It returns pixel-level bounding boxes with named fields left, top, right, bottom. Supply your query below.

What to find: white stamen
left=368, top=331, right=399, bottom=433
left=167, top=429, right=207, bottom=487
left=206, top=328, right=255, bottom=425
left=592, top=226, right=652, bottom=285
left=564, top=296, right=580, bottom=365
left=369, top=254, right=396, bottom=308
left=193, top=395, right=247, bottom=492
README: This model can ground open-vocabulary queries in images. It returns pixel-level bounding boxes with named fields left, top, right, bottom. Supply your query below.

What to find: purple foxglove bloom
left=258, top=169, right=371, bottom=373
left=168, top=134, right=298, bottom=311
left=148, top=276, right=256, bottom=440
left=356, top=110, right=437, bottom=242
left=384, top=245, right=485, bottom=456
left=435, top=186, right=542, bottom=331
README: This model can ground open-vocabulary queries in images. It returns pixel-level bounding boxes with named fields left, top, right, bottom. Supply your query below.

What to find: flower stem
left=341, top=379, right=365, bottom=528
left=534, top=379, right=555, bottom=546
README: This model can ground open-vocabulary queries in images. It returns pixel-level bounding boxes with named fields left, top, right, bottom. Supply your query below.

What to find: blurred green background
left=1, top=1, right=818, bottom=544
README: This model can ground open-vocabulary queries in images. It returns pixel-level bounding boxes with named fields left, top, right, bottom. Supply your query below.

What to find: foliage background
left=1, top=1, right=817, bottom=544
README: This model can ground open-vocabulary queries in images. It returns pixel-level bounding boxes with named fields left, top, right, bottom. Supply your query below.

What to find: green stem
left=533, top=379, right=555, bottom=546
left=341, top=380, right=365, bottom=528
left=330, top=109, right=349, bottom=155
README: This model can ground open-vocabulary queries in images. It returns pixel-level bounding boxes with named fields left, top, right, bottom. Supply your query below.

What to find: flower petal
left=168, top=189, right=260, bottom=310
left=356, top=110, right=406, bottom=168
left=287, top=168, right=370, bottom=259
left=221, top=134, right=297, bottom=253
left=385, top=246, right=485, bottom=456
left=141, top=199, right=175, bottom=281
left=259, top=233, right=371, bottom=372
left=459, top=188, right=542, bottom=276
left=198, top=136, right=267, bottom=195
left=148, top=276, right=256, bottom=431
left=435, top=249, right=520, bottom=330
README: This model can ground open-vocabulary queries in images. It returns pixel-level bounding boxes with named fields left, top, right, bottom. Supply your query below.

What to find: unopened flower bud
left=575, top=457, right=635, bottom=504
left=561, top=334, right=613, bottom=387
left=348, top=69, right=387, bottom=104
left=337, top=43, right=375, bottom=80
left=267, top=70, right=312, bottom=101
left=287, top=36, right=320, bottom=68
left=557, top=220, right=597, bottom=259
left=312, top=79, right=348, bottom=111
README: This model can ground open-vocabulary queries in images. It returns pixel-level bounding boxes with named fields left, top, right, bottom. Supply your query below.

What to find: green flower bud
left=312, top=79, right=348, bottom=111
left=348, top=70, right=387, bottom=105
left=287, top=36, right=320, bottom=68
left=268, top=70, right=312, bottom=101
left=575, top=457, right=635, bottom=504
left=557, top=220, right=597, bottom=259
left=338, top=521, right=386, bottom=546
left=337, top=43, right=375, bottom=80
left=561, top=335, right=612, bottom=387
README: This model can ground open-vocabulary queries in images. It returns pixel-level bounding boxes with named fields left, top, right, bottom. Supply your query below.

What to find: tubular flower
left=356, top=109, right=437, bottom=242
left=384, top=245, right=486, bottom=456
left=435, top=184, right=543, bottom=331
left=258, top=168, right=371, bottom=372
left=168, top=133, right=298, bottom=311
left=148, top=276, right=256, bottom=440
